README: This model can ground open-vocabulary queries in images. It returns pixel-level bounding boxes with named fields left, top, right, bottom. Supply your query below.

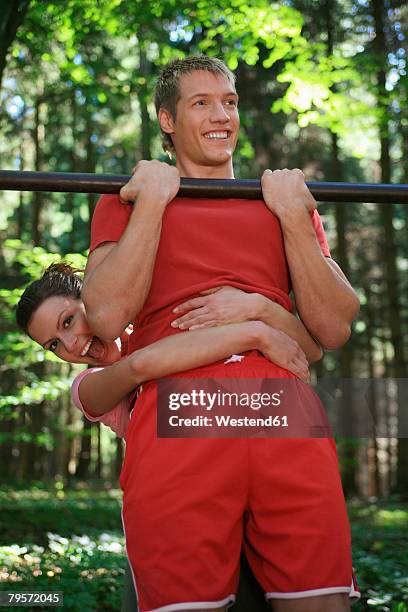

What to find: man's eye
left=49, top=340, right=58, bottom=352
left=63, top=316, right=73, bottom=328
left=226, top=99, right=237, bottom=106
left=195, top=100, right=205, bottom=106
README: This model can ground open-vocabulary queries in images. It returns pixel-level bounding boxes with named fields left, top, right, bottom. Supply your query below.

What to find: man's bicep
left=85, top=242, right=116, bottom=277
left=82, top=241, right=131, bottom=340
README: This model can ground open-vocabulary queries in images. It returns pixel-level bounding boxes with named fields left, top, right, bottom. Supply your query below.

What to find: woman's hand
left=171, top=286, right=259, bottom=330
left=257, top=323, right=310, bottom=382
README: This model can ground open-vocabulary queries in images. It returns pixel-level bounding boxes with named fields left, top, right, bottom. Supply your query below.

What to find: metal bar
left=1, top=170, right=408, bottom=203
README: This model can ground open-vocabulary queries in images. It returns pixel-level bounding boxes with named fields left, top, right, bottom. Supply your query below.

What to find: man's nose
left=210, top=102, right=229, bottom=122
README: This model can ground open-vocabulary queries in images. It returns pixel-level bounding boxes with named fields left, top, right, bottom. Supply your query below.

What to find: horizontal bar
left=1, top=170, right=408, bottom=203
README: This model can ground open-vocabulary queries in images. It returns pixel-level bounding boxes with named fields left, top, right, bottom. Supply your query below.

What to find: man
left=82, top=56, right=360, bottom=612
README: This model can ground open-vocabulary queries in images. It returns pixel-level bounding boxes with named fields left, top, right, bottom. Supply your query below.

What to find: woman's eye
left=49, top=340, right=58, bottom=352
left=63, top=316, right=73, bottom=328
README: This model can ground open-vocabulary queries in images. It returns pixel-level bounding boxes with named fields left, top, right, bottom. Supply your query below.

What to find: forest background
left=1, top=0, right=408, bottom=610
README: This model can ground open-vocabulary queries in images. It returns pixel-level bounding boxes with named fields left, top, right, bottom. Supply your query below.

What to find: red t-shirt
left=90, top=195, right=330, bottom=354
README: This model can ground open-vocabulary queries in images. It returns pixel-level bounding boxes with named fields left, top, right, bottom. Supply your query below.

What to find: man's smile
left=203, top=130, right=230, bottom=140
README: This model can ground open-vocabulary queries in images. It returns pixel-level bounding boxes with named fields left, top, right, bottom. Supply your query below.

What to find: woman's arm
left=171, top=286, right=322, bottom=363
left=78, top=320, right=309, bottom=417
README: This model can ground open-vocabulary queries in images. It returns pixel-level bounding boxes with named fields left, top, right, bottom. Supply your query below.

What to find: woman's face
left=27, top=296, right=122, bottom=366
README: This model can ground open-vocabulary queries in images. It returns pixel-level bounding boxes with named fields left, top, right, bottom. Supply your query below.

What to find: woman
left=16, top=263, right=319, bottom=436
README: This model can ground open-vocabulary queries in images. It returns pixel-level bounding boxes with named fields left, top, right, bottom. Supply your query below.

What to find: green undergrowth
left=349, top=499, right=408, bottom=611
left=0, top=483, right=125, bottom=611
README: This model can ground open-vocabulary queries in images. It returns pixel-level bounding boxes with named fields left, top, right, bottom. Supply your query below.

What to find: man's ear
left=158, top=108, right=175, bottom=134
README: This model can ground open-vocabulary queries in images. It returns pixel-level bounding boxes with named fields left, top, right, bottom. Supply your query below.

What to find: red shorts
left=120, top=352, right=358, bottom=612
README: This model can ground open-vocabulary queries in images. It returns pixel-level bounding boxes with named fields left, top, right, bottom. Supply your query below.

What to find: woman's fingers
left=288, top=354, right=310, bottom=382
left=171, top=306, right=209, bottom=329
left=173, top=296, right=208, bottom=314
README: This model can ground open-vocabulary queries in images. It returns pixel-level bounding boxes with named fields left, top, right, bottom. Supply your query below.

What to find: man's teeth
left=204, top=131, right=228, bottom=139
left=81, top=338, right=93, bottom=357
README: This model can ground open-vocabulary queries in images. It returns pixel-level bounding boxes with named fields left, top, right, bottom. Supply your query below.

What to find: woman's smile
left=27, top=295, right=121, bottom=366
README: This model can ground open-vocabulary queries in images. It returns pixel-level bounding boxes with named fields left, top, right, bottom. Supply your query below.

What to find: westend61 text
left=168, top=415, right=289, bottom=427
left=168, top=389, right=283, bottom=411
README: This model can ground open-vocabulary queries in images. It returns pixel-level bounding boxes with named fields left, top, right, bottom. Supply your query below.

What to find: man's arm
left=82, top=161, right=180, bottom=341
left=261, top=168, right=360, bottom=350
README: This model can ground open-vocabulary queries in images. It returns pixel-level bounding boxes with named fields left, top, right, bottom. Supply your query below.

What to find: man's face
left=160, top=70, right=240, bottom=178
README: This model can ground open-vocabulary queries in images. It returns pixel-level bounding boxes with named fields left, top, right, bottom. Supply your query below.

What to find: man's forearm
left=280, top=207, right=359, bottom=349
left=82, top=195, right=167, bottom=341
left=253, top=294, right=322, bottom=362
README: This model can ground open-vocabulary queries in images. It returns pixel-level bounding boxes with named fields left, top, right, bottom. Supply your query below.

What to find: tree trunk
left=16, top=408, right=30, bottom=480
left=1, top=411, right=17, bottom=481
left=115, top=437, right=124, bottom=479
left=0, top=0, right=31, bottom=90
left=138, top=40, right=152, bottom=160
left=76, top=419, right=92, bottom=479
left=371, top=0, right=408, bottom=492
left=64, top=398, right=76, bottom=484
left=25, top=402, right=44, bottom=480
left=364, top=293, right=381, bottom=496
left=324, top=0, right=358, bottom=496
left=31, top=99, right=44, bottom=246
left=67, top=90, right=79, bottom=250
left=16, top=134, right=26, bottom=238
left=96, top=422, right=102, bottom=479
left=84, top=109, right=97, bottom=233
left=50, top=387, right=70, bottom=480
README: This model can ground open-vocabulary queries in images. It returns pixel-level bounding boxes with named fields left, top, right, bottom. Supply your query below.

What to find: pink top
left=71, top=368, right=130, bottom=438
left=70, top=328, right=133, bottom=438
